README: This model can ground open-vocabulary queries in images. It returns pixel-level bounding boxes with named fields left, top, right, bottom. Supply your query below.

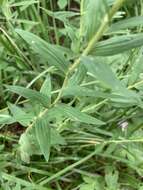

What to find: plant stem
left=25, top=0, right=126, bottom=134
left=53, top=0, right=126, bottom=105
left=40, top=149, right=98, bottom=185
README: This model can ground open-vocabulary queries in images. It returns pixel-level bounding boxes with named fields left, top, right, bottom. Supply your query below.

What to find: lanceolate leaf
left=80, top=0, right=108, bottom=41
left=40, top=75, right=51, bottom=105
left=48, top=104, right=105, bottom=125
left=15, top=29, right=69, bottom=74
left=19, top=127, right=41, bottom=163
left=108, top=16, right=143, bottom=32
left=6, top=85, right=49, bottom=108
left=0, top=114, right=15, bottom=125
left=91, top=34, right=143, bottom=56
left=68, top=64, right=87, bottom=86
left=63, top=85, right=111, bottom=98
left=82, top=57, right=142, bottom=106
left=35, top=117, right=51, bottom=162
left=47, top=10, right=79, bottom=22
left=8, top=103, right=33, bottom=126
left=19, top=126, right=65, bottom=163
left=128, top=48, right=143, bottom=85
left=82, top=56, right=122, bottom=90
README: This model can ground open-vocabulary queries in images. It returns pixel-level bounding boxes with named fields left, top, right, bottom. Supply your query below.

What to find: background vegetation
left=1, top=0, right=143, bottom=189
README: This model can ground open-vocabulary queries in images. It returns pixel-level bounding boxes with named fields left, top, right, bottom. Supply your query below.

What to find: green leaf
left=1, top=173, right=49, bottom=190
left=40, top=75, right=51, bottom=105
left=82, top=56, right=142, bottom=107
left=108, top=16, right=143, bottom=32
left=80, top=183, right=95, bottom=190
left=15, top=29, right=69, bottom=74
left=80, top=175, right=105, bottom=190
left=105, top=166, right=119, bottom=190
left=82, top=56, right=122, bottom=90
left=68, top=64, right=87, bottom=86
left=19, top=128, right=41, bottom=163
left=80, top=0, right=108, bottom=41
left=0, top=114, right=15, bottom=125
left=10, top=1, right=38, bottom=7
left=48, top=104, right=105, bottom=125
left=8, top=103, right=33, bottom=126
left=6, top=85, right=49, bottom=108
left=91, top=34, right=143, bottom=56
left=51, top=128, right=66, bottom=145
left=63, top=85, right=110, bottom=99
left=128, top=48, right=143, bottom=85
left=49, top=11, right=79, bottom=22
left=35, top=117, right=51, bottom=162
left=19, top=127, right=64, bottom=163
left=58, top=0, right=68, bottom=9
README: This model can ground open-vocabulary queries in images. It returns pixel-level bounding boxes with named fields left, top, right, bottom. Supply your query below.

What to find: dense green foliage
left=1, top=0, right=143, bottom=189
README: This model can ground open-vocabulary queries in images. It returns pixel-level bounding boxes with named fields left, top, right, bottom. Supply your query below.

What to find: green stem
left=24, top=0, right=126, bottom=135
left=40, top=149, right=98, bottom=185
left=53, top=0, right=126, bottom=105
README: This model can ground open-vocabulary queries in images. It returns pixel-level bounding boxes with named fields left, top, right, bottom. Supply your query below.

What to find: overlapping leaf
left=82, top=56, right=142, bottom=106
left=15, top=29, right=69, bottom=74
left=108, top=16, right=143, bottom=32
left=91, top=34, right=143, bottom=56
left=6, top=85, right=50, bottom=108
left=48, top=104, right=105, bottom=125
left=80, top=0, right=108, bottom=41
left=8, top=103, right=33, bottom=126
left=35, top=117, right=51, bottom=162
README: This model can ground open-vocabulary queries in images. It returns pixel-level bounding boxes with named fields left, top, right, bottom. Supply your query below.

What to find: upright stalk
left=26, top=0, right=126, bottom=133
left=53, top=0, right=126, bottom=105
